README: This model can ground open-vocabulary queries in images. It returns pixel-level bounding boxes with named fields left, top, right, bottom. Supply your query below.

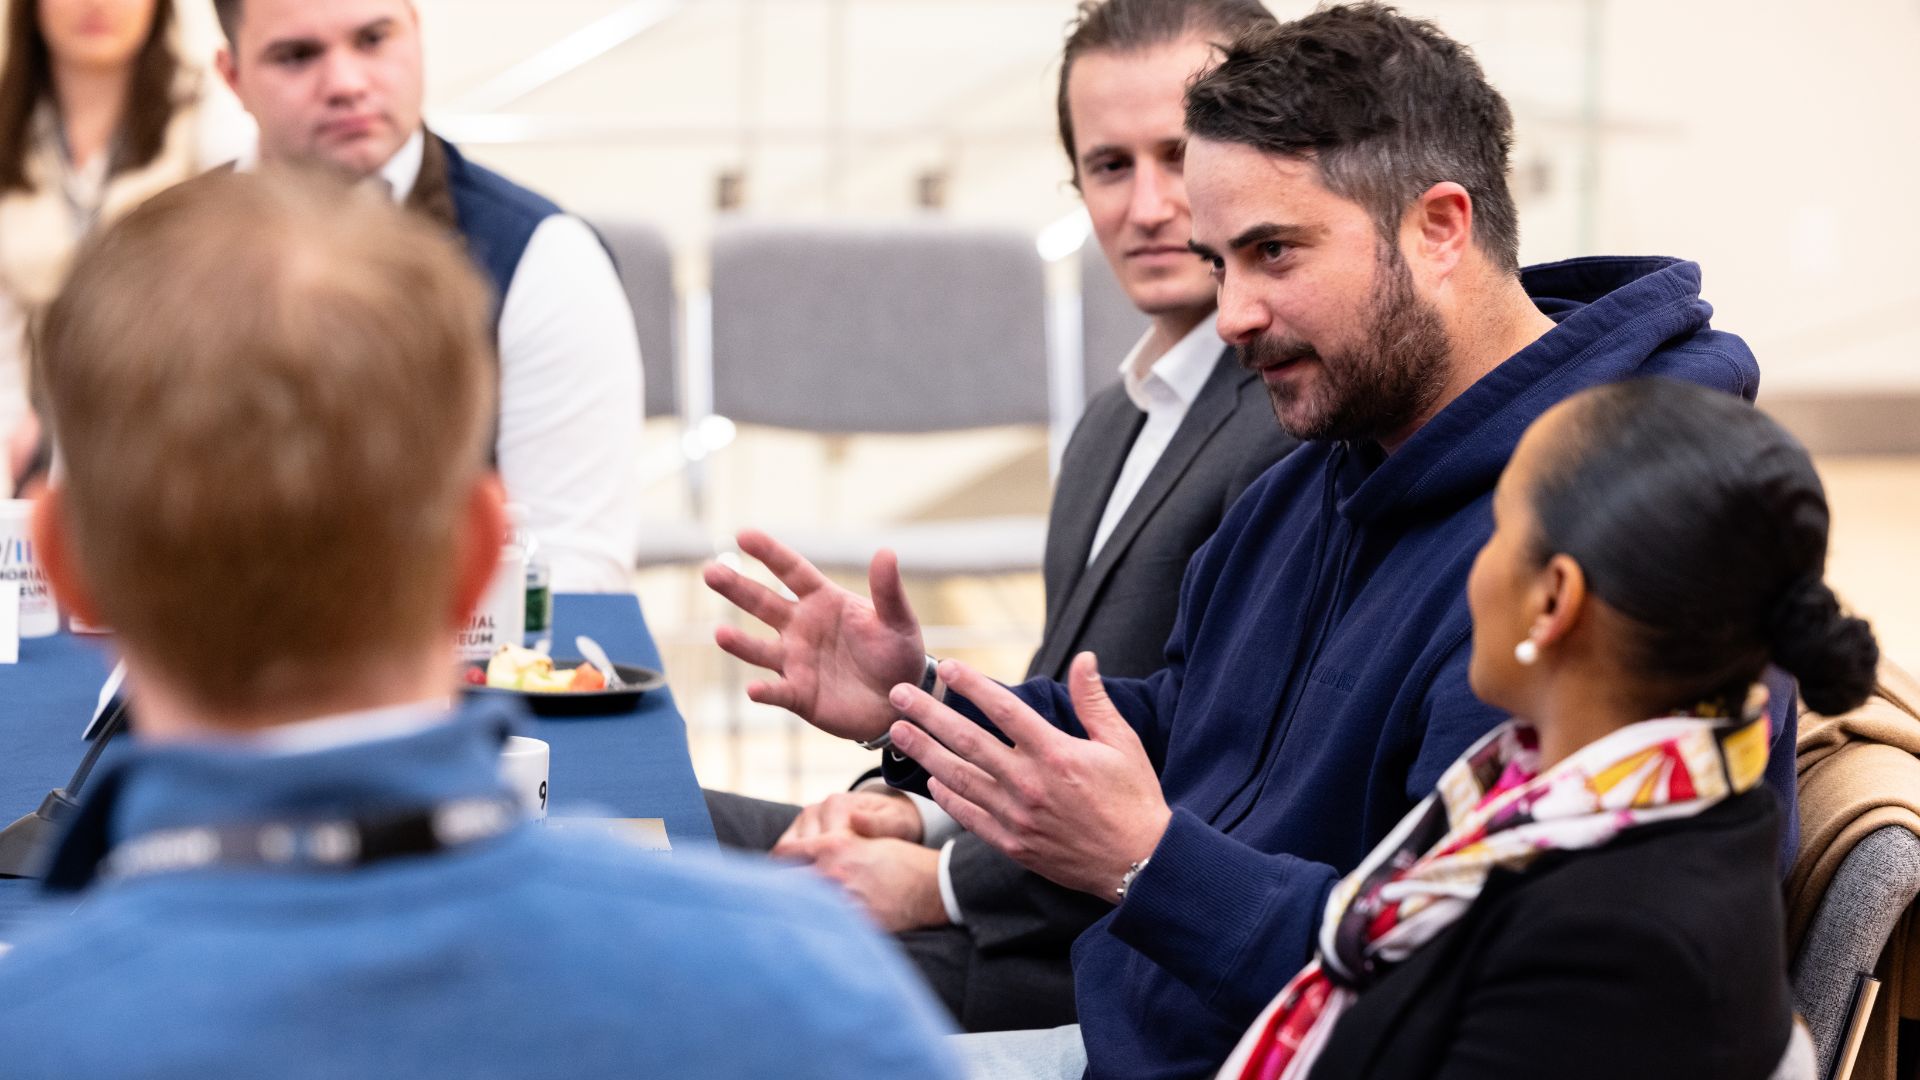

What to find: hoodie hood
left=1339, top=255, right=1761, bottom=525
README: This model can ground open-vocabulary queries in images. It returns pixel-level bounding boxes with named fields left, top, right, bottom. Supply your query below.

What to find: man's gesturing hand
left=703, top=529, right=926, bottom=743
left=887, top=652, right=1171, bottom=901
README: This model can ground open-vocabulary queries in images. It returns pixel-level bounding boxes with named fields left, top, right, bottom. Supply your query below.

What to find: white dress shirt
left=1086, top=316, right=1226, bottom=566
left=376, top=132, right=643, bottom=592
left=247, top=697, right=451, bottom=755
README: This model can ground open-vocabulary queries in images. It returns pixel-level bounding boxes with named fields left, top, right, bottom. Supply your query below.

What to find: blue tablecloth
left=0, top=594, right=713, bottom=934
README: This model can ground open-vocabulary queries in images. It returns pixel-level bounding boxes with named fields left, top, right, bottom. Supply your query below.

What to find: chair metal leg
left=1832, top=974, right=1882, bottom=1080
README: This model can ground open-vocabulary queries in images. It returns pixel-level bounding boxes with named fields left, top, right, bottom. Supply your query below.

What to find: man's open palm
left=703, top=529, right=926, bottom=743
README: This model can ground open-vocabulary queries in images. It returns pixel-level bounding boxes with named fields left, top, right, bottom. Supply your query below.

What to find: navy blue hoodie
left=890, top=256, right=1797, bottom=1079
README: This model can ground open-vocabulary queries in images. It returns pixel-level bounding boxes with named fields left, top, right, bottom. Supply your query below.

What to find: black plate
left=462, top=658, right=665, bottom=716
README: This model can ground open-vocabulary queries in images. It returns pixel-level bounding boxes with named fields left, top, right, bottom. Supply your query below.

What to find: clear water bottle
left=459, top=526, right=524, bottom=662
left=508, top=503, right=552, bottom=651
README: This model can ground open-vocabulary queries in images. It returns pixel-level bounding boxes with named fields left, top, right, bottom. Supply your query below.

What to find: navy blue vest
left=432, top=136, right=563, bottom=334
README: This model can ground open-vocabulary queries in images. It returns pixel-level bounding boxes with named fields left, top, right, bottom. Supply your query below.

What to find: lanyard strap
left=103, top=796, right=523, bottom=882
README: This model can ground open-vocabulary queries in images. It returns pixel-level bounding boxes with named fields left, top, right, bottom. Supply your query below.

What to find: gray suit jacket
left=939, top=345, right=1296, bottom=1027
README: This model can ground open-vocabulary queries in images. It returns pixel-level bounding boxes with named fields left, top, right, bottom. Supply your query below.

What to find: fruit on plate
left=484, top=644, right=602, bottom=693
left=485, top=645, right=550, bottom=689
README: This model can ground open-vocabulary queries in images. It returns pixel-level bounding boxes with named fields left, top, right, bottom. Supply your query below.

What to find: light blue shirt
left=0, top=701, right=962, bottom=1079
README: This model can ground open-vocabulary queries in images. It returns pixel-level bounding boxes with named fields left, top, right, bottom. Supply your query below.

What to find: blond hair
left=36, top=167, right=497, bottom=714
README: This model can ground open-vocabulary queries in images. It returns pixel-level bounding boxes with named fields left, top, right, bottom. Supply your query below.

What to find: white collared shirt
left=245, top=698, right=451, bottom=755
left=378, top=128, right=427, bottom=199
left=249, top=130, right=644, bottom=592
left=385, top=132, right=641, bottom=591
left=1085, top=315, right=1225, bottom=566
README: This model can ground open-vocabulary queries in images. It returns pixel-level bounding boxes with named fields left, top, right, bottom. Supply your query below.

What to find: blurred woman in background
left=0, top=0, right=212, bottom=492
left=1219, top=377, right=1877, bottom=1080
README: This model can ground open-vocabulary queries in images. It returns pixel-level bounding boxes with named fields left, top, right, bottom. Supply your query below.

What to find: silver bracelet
left=1115, top=856, right=1151, bottom=901
left=858, top=654, right=939, bottom=752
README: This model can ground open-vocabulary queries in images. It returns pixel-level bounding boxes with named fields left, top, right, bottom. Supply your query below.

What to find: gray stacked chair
left=707, top=219, right=1052, bottom=577
left=595, top=218, right=719, bottom=567
left=1078, top=236, right=1150, bottom=405
left=1792, top=826, right=1920, bottom=1080
left=599, top=219, right=680, bottom=421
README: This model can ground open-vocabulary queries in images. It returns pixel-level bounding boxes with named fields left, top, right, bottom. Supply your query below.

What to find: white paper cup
left=498, top=736, right=550, bottom=820
left=0, top=500, right=56, bottom=638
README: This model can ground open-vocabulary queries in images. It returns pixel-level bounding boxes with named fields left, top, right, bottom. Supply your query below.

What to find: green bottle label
left=524, top=584, right=552, bottom=633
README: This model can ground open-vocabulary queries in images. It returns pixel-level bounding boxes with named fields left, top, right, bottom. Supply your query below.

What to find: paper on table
left=0, top=581, right=18, bottom=664
left=83, top=661, right=128, bottom=740
left=547, top=817, right=671, bottom=852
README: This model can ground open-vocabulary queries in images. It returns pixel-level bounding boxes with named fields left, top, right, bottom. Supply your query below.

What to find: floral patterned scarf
left=1216, top=691, right=1774, bottom=1080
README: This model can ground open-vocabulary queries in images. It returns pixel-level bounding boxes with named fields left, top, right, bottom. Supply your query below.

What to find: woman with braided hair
left=1220, top=376, right=1876, bottom=1080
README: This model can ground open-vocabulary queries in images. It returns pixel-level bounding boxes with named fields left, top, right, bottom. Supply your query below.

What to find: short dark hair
left=0, top=0, right=184, bottom=193
left=1185, top=3, right=1521, bottom=274
left=1056, top=0, right=1276, bottom=183
left=213, top=0, right=241, bottom=42
left=1530, top=378, right=1878, bottom=718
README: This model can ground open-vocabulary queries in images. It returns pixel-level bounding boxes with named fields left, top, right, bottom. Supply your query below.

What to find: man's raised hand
left=703, top=529, right=926, bottom=743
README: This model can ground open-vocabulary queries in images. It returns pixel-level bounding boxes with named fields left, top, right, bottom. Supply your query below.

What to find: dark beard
left=1238, top=252, right=1451, bottom=444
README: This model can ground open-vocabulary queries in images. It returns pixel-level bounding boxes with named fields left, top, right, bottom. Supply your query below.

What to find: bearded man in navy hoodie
left=704, top=6, right=1797, bottom=1078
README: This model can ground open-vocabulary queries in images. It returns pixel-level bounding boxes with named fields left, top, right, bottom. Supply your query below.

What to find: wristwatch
left=1116, top=856, right=1151, bottom=901
left=858, top=654, right=940, bottom=752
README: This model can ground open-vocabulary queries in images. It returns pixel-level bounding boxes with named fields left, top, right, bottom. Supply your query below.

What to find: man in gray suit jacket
left=704, top=0, right=1292, bottom=1031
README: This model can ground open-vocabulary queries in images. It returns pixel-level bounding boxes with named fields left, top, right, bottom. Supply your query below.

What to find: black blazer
left=940, top=347, right=1295, bottom=1029
left=1307, top=789, right=1793, bottom=1080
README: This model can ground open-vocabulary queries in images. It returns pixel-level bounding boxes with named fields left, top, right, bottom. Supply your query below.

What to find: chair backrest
left=708, top=219, right=1050, bottom=434
left=1079, top=238, right=1149, bottom=400
left=596, top=219, right=680, bottom=419
left=1791, top=825, right=1920, bottom=1080
left=1790, top=660, right=1920, bottom=1080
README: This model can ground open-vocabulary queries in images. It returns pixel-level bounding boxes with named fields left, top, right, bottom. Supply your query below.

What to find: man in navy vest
left=212, top=0, right=640, bottom=592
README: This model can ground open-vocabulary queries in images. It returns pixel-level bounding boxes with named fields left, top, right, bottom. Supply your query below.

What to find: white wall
left=166, top=0, right=1920, bottom=392
left=1583, top=0, right=1920, bottom=392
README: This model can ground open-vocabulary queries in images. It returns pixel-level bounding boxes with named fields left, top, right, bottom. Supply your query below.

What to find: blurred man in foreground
left=0, top=170, right=960, bottom=1080
left=701, top=0, right=1294, bottom=1034
left=212, top=0, right=640, bottom=590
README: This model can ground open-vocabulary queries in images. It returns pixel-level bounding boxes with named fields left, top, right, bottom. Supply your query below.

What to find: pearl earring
left=1514, top=639, right=1540, bottom=666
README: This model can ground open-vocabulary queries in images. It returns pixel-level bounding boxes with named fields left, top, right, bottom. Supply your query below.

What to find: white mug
left=0, top=500, right=56, bottom=638
left=498, top=736, right=550, bottom=820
